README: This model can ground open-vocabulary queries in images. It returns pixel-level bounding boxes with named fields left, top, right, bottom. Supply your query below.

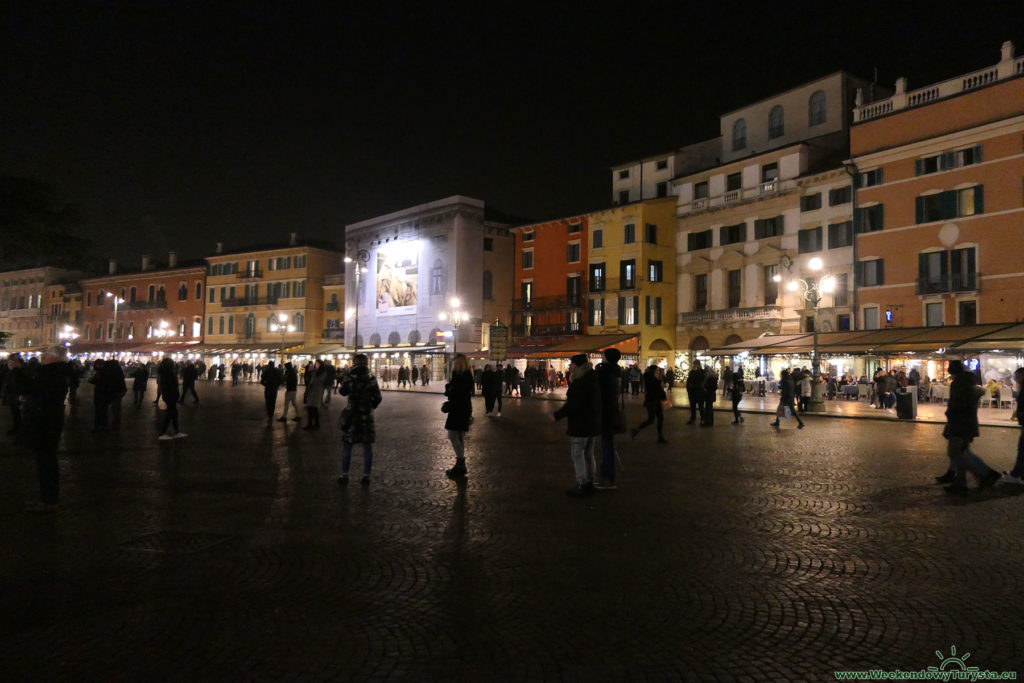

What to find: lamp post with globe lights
left=774, top=255, right=835, bottom=412
left=439, top=297, right=468, bottom=360
left=58, top=324, right=79, bottom=348
left=270, top=312, right=296, bottom=365
left=105, top=291, right=125, bottom=355
left=344, top=247, right=370, bottom=355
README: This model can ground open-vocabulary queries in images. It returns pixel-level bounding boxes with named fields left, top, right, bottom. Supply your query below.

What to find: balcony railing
left=322, top=328, right=345, bottom=340
left=121, top=299, right=168, bottom=311
left=510, top=323, right=582, bottom=337
left=511, top=294, right=584, bottom=313
left=221, top=296, right=280, bottom=307
left=679, top=305, right=782, bottom=326
left=677, top=178, right=797, bottom=216
left=916, top=273, right=980, bottom=295
left=236, top=270, right=263, bottom=281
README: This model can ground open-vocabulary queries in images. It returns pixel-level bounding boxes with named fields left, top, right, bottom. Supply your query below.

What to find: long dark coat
left=553, top=367, right=602, bottom=437
left=339, top=365, right=382, bottom=443
left=444, top=370, right=475, bottom=432
left=944, top=373, right=981, bottom=441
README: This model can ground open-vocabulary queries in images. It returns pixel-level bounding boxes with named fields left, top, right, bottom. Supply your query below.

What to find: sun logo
left=927, top=645, right=980, bottom=673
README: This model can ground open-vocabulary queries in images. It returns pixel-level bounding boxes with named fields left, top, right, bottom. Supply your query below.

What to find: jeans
left=306, top=406, right=320, bottom=427
left=484, top=393, right=497, bottom=414
left=342, top=441, right=373, bottom=475
left=947, top=437, right=992, bottom=486
left=281, top=391, right=300, bottom=418
left=264, top=391, right=277, bottom=420
left=686, top=390, right=703, bottom=423
left=702, top=398, right=715, bottom=425
left=600, top=434, right=616, bottom=484
left=569, top=436, right=596, bottom=485
left=635, top=403, right=664, bottom=437
left=732, top=396, right=742, bottom=421
left=133, top=388, right=146, bottom=407
left=181, top=383, right=199, bottom=403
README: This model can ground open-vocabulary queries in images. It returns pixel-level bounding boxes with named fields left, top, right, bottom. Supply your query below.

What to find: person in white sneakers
left=156, top=357, right=186, bottom=440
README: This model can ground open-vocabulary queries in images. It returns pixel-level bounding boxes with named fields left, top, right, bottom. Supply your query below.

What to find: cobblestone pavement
left=2, top=381, right=1023, bottom=681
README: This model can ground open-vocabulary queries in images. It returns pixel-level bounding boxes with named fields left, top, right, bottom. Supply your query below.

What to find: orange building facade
left=850, top=43, right=1024, bottom=330
left=511, top=216, right=589, bottom=345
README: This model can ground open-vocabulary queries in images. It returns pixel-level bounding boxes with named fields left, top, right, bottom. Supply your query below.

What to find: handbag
left=338, top=406, right=353, bottom=431
left=440, top=401, right=451, bottom=413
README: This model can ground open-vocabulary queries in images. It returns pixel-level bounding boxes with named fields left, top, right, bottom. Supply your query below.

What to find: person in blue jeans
left=999, top=367, right=1024, bottom=485
left=594, top=348, right=623, bottom=490
left=338, top=354, right=382, bottom=485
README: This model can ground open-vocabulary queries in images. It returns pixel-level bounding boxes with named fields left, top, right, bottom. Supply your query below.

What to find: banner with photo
left=375, top=241, right=419, bottom=316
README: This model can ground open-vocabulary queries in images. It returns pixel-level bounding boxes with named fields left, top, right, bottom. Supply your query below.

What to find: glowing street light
left=778, top=255, right=835, bottom=413
left=344, top=247, right=370, bottom=354
left=439, top=297, right=468, bottom=358
left=58, top=324, right=79, bottom=348
left=104, top=291, right=125, bottom=353
left=270, top=312, right=296, bottom=364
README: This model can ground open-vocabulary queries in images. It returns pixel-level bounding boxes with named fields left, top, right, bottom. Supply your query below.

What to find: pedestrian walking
left=554, top=354, right=602, bottom=497
left=260, top=360, right=283, bottom=425
left=998, top=366, right=1024, bottom=485
left=481, top=364, right=502, bottom=417
left=770, top=369, right=804, bottom=429
left=797, top=370, right=812, bottom=413
left=421, top=363, right=430, bottom=386
left=443, top=354, right=475, bottom=481
left=156, top=357, right=186, bottom=440
left=595, top=348, right=624, bottom=490
left=322, top=361, right=336, bottom=405
left=277, top=362, right=302, bottom=423
left=631, top=365, right=668, bottom=443
left=131, top=363, right=148, bottom=407
left=302, top=361, right=324, bottom=429
left=730, top=367, right=746, bottom=424
left=90, top=358, right=113, bottom=432
left=627, top=364, right=642, bottom=396
left=337, top=354, right=382, bottom=485
left=685, top=361, right=706, bottom=425
left=179, top=360, right=200, bottom=404
left=701, top=367, right=718, bottom=426
left=938, top=360, right=999, bottom=495
left=22, top=345, right=71, bottom=512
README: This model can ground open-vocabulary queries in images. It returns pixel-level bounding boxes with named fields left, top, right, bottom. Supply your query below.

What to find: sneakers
left=360, top=474, right=370, bottom=486
left=978, top=469, right=1000, bottom=490
left=935, top=471, right=956, bottom=484
left=998, top=471, right=1023, bottom=485
left=174, top=433, right=188, bottom=439
left=158, top=434, right=174, bottom=441
left=337, top=473, right=349, bottom=485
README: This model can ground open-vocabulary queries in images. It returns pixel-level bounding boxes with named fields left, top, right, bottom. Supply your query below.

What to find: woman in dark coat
left=302, top=361, right=325, bottom=430
left=771, top=368, right=804, bottom=430
left=132, top=363, right=149, bottom=407
left=338, top=354, right=382, bottom=485
left=443, top=354, right=475, bottom=480
left=157, top=357, right=185, bottom=439
left=630, top=365, right=667, bottom=443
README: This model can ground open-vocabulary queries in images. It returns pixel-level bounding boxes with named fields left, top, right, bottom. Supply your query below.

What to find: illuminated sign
left=376, top=241, right=419, bottom=317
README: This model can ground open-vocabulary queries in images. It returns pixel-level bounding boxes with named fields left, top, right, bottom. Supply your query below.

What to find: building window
left=589, top=298, right=603, bottom=326
left=227, top=316, right=234, bottom=334
left=566, top=276, right=581, bottom=304
left=761, top=163, right=778, bottom=183
left=720, top=223, right=746, bottom=245
left=178, top=283, right=187, bottom=301
left=293, top=313, right=304, bottom=332
left=833, top=273, right=849, bottom=307
left=620, top=259, right=636, bottom=289
left=645, top=296, right=662, bottom=325
left=754, top=216, right=783, bottom=239
left=687, top=229, right=712, bottom=251
left=567, top=242, right=581, bottom=263
left=484, top=237, right=494, bottom=251
left=178, top=318, right=186, bottom=337
left=618, top=169, right=629, bottom=180
left=209, top=288, right=215, bottom=303
left=522, top=249, right=534, bottom=269
left=618, top=190, right=629, bottom=205
left=959, top=300, right=977, bottom=325
left=482, top=270, right=493, bottom=300
left=655, top=159, right=668, bottom=171
left=915, top=187, right=983, bottom=223
left=618, top=296, right=638, bottom=325
left=829, top=186, right=852, bottom=205
left=644, top=223, right=657, bottom=244
left=294, top=255, right=306, bottom=268
left=951, top=247, right=977, bottom=291
left=837, top=315, right=851, bottom=331
left=726, top=172, right=741, bottom=192
left=808, top=90, right=826, bottom=126
left=567, top=222, right=582, bottom=234
left=727, top=269, right=742, bottom=308
left=828, top=221, right=853, bottom=249
left=589, top=263, right=606, bottom=292
left=764, top=265, right=779, bottom=304
left=855, top=204, right=885, bottom=232
left=694, top=181, right=709, bottom=199
left=915, top=145, right=982, bottom=175
left=918, top=251, right=948, bottom=294
left=801, top=194, right=822, bottom=211
left=857, top=259, right=885, bottom=287
left=218, top=316, right=224, bottom=334
left=195, top=282, right=202, bottom=300
left=768, top=105, right=785, bottom=138
left=208, top=317, right=213, bottom=335
left=861, top=168, right=884, bottom=187
left=798, top=227, right=823, bottom=253
left=925, top=302, right=944, bottom=327
left=732, top=119, right=747, bottom=150
left=624, top=223, right=636, bottom=244
left=430, top=259, right=444, bottom=296
left=655, top=181, right=668, bottom=198
left=521, top=281, right=533, bottom=307
left=523, top=230, right=535, bottom=242
left=592, top=229, right=603, bottom=249
left=648, top=260, right=663, bottom=283
left=864, top=307, right=880, bottom=330
left=695, top=274, right=708, bottom=311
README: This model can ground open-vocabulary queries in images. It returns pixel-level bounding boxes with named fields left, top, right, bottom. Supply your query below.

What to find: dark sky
left=3, top=1, right=1023, bottom=265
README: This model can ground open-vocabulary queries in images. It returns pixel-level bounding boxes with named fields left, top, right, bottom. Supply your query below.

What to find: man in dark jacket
left=631, top=365, right=668, bottom=443
left=940, top=360, right=1000, bottom=494
left=685, top=361, right=706, bottom=425
left=179, top=360, right=199, bottom=404
left=595, top=348, right=624, bottom=489
left=260, top=361, right=283, bottom=425
left=22, top=345, right=71, bottom=511
left=4, top=353, right=28, bottom=437
left=553, top=353, right=602, bottom=497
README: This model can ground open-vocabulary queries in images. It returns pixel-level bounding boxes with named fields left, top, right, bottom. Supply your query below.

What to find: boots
left=445, top=459, right=467, bottom=480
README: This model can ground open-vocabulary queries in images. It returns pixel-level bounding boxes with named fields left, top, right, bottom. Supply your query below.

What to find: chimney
left=216, top=242, right=223, bottom=254
left=289, top=232, right=298, bottom=246
left=141, top=254, right=150, bottom=271
left=168, top=251, right=177, bottom=268
left=108, top=259, right=117, bottom=274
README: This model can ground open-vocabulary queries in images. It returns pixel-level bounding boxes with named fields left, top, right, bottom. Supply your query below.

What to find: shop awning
left=708, top=333, right=811, bottom=355
left=869, top=323, right=1014, bottom=354
left=946, top=322, right=1024, bottom=352
left=525, top=334, right=639, bottom=358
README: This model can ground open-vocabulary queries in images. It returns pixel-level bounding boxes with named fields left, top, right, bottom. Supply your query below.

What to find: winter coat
left=686, top=368, right=706, bottom=395
left=20, top=361, right=70, bottom=451
left=444, top=370, right=475, bottom=432
left=481, top=368, right=501, bottom=397
left=284, top=366, right=299, bottom=392
left=553, top=365, right=602, bottom=437
left=779, top=377, right=796, bottom=406
left=304, top=371, right=325, bottom=408
left=260, top=366, right=283, bottom=393
left=182, top=364, right=198, bottom=385
left=595, top=361, right=623, bottom=436
left=944, top=373, right=981, bottom=441
left=132, top=366, right=148, bottom=391
left=643, top=368, right=667, bottom=406
left=338, top=365, right=382, bottom=443
left=157, top=362, right=180, bottom=402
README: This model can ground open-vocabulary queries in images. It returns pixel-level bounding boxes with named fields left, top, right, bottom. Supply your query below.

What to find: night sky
left=3, top=1, right=1023, bottom=266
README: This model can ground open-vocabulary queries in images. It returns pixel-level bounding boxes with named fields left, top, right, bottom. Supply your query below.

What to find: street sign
left=489, top=320, right=508, bottom=361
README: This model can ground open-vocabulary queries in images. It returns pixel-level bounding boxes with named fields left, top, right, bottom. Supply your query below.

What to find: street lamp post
left=270, top=312, right=296, bottom=365
left=344, top=248, right=370, bottom=355
left=439, top=297, right=467, bottom=360
left=775, top=256, right=835, bottom=413
left=105, top=291, right=125, bottom=355
left=58, top=324, right=79, bottom=348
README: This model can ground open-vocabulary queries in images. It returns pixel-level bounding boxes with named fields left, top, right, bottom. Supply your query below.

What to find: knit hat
left=603, top=348, right=621, bottom=363
left=570, top=353, right=587, bottom=366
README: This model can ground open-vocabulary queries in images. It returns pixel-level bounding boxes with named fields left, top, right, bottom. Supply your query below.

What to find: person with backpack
left=337, top=354, right=382, bottom=485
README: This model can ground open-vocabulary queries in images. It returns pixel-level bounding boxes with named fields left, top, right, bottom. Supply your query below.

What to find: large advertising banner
left=375, top=241, right=419, bottom=316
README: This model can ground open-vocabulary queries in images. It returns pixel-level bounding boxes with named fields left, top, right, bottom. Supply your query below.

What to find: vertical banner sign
left=489, top=321, right=508, bottom=361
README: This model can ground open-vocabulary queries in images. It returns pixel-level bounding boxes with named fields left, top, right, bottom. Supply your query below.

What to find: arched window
left=218, top=316, right=224, bottom=334
left=129, top=287, right=137, bottom=304
left=731, top=119, right=747, bottom=151
left=245, top=314, right=255, bottom=339
left=84, top=325, right=91, bottom=340
left=147, top=285, right=155, bottom=301
left=96, top=323, right=104, bottom=340
left=192, top=317, right=201, bottom=338
left=157, top=286, right=166, bottom=303
left=369, top=332, right=381, bottom=347
left=388, top=331, right=401, bottom=345
left=178, top=318, right=186, bottom=336
left=178, top=283, right=188, bottom=301
left=117, top=323, right=124, bottom=340
left=293, top=313, right=304, bottom=332
left=483, top=270, right=493, bottom=300
left=207, top=317, right=213, bottom=335
left=408, top=329, right=421, bottom=344
left=195, top=282, right=202, bottom=300
left=228, top=316, right=234, bottom=334
left=768, top=106, right=785, bottom=138
left=808, top=90, right=826, bottom=126
left=147, top=322, right=154, bottom=338
left=127, top=322, right=135, bottom=339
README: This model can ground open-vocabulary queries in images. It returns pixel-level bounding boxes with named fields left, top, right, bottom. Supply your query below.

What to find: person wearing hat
left=595, top=348, right=625, bottom=489
left=553, top=353, right=602, bottom=497
left=939, top=359, right=1000, bottom=494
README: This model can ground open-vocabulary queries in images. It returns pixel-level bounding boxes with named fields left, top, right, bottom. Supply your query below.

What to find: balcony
left=510, top=323, right=582, bottom=338
left=322, top=328, right=345, bottom=340
left=679, top=305, right=782, bottom=326
left=121, top=299, right=168, bottom=311
left=236, top=269, right=263, bottom=281
left=677, top=178, right=797, bottom=216
left=916, top=273, right=980, bottom=295
left=221, top=296, right=280, bottom=307
left=511, top=294, right=584, bottom=313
